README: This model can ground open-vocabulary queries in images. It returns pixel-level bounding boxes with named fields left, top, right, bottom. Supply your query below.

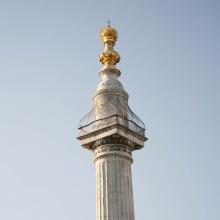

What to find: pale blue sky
left=0, top=0, right=219, bottom=220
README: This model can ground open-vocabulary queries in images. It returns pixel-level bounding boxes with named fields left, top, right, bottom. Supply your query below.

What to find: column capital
left=93, top=144, right=133, bottom=163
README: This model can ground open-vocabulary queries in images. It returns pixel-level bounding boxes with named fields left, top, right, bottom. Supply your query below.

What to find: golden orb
left=99, top=50, right=120, bottom=66
left=100, top=26, right=118, bottom=45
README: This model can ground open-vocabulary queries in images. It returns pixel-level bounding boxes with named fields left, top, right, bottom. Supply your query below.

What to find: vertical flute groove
left=105, top=160, right=108, bottom=220
left=128, top=163, right=131, bottom=220
left=102, top=160, right=106, bottom=220
left=99, top=161, right=102, bottom=220
left=118, top=159, right=123, bottom=220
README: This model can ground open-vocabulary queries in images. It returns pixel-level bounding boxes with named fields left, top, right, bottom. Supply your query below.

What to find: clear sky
left=0, top=0, right=219, bottom=220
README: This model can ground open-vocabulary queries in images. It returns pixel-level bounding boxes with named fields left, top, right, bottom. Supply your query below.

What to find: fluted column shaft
left=94, top=144, right=135, bottom=220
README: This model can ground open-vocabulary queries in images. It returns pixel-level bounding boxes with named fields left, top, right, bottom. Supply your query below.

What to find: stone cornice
left=77, top=123, right=147, bottom=151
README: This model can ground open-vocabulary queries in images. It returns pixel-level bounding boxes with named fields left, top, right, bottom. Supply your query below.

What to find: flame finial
left=99, top=24, right=120, bottom=69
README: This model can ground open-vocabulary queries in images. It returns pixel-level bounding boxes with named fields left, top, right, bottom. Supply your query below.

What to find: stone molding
left=98, top=68, right=121, bottom=77
left=93, top=144, right=133, bottom=164
left=91, top=135, right=135, bottom=150
left=93, top=88, right=129, bottom=101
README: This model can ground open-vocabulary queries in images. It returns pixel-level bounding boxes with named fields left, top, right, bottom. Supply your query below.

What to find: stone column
left=77, top=25, right=147, bottom=220
left=94, top=144, right=135, bottom=220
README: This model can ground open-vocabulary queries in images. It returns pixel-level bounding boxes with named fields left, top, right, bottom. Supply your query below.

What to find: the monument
left=77, top=24, right=147, bottom=220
